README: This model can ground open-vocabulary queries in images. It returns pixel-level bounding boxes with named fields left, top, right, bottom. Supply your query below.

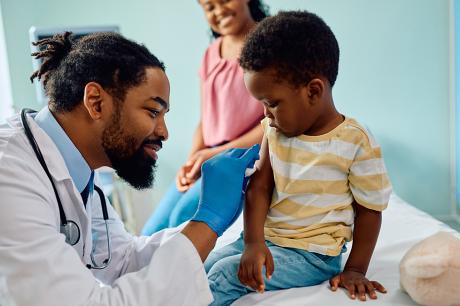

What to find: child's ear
left=306, top=78, right=325, bottom=105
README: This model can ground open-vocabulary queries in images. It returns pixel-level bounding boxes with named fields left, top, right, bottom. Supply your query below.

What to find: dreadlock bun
left=30, top=31, right=73, bottom=86
left=28, top=31, right=164, bottom=112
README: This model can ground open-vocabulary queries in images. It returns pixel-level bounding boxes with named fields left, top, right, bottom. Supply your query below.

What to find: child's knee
left=204, top=254, right=219, bottom=273
left=207, top=257, right=241, bottom=286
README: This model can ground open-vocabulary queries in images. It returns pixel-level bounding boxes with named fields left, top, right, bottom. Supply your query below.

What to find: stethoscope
left=21, top=108, right=112, bottom=269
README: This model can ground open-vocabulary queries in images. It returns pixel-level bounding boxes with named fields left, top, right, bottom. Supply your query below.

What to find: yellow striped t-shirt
left=262, top=117, right=392, bottom=256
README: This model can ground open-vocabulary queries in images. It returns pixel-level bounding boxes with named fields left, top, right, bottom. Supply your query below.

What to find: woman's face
left=199, top=0, right=254, bottom=36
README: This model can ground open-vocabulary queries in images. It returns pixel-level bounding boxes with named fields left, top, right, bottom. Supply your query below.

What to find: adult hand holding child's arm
left=190, top=144, right=260, bottom=237
left=183, top=144, right=260, bottom=262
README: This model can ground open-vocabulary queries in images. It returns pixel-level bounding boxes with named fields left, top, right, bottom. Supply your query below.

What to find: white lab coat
left=0, top=113, right=213, bottom=306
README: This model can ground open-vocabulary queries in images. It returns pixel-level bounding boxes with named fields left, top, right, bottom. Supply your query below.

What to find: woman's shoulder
left=200, top=38, right=222, bottom=66
left=200, top=37, right=238, bottom=80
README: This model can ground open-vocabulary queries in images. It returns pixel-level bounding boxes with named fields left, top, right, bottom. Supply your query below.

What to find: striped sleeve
left=348, top=130, right=392, bottom=211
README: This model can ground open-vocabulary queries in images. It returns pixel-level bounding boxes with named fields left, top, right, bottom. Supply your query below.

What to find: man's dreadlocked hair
left=30, top=31, right=165, bottom=112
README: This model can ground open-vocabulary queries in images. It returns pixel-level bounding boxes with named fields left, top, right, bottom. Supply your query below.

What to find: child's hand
left=329, top=270, right=387, bottom=301
left=238, top=242, right=274, bottom=293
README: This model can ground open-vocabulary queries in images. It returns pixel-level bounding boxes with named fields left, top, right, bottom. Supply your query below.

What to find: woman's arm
left=185, top=124, right=263, bottom=181
left=188, top=120, right=206, bottom=158
left=176, top=121, right=207, bottom=191
left=216, top=123, right=263, bottom=153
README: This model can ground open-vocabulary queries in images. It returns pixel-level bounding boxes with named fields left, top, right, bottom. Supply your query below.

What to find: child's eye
left=267, top=101, right=279, bottom=108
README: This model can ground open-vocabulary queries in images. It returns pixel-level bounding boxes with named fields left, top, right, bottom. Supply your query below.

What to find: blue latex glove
left=191, top=144, right=260, bottom=236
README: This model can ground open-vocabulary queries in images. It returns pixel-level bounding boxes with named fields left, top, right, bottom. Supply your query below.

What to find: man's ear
left=83, top=82, right=106, bottom=120
left=305, top=78, right=325, bottom=105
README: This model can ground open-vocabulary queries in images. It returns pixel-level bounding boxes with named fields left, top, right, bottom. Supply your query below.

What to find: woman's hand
left=175, top=164, right=194, bottom=192
left=238, top=242, right=274, bottom=293
left=185, top=148, right=220, bottom=181
left=176, top=148, right=220, bottom=192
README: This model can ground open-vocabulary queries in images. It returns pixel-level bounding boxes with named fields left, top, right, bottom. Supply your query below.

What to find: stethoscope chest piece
left=60, top=220, right=81, bottom=246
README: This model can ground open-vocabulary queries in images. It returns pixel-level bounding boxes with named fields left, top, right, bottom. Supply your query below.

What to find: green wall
left=0, top=0, right=453, bottom=216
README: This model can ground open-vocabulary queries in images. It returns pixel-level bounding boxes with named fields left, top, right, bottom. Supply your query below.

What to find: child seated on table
left=204, top=10, right=392, bottom=306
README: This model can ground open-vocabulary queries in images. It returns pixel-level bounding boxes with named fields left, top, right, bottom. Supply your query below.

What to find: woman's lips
left=218, top=14, right=235, bottom=28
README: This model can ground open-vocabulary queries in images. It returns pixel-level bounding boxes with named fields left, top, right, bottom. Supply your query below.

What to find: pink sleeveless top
left=199, top=37, right=264, bottom=147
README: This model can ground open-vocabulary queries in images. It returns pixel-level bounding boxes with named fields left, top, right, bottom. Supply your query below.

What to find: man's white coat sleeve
left=0, top=148, right=213, bottom=306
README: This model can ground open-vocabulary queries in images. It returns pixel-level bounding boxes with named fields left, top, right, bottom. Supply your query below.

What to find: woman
left=142, top=0, right=269, bottom=235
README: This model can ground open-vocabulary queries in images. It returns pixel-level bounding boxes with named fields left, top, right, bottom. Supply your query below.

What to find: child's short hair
left=240, top=10, right=339, bottom=87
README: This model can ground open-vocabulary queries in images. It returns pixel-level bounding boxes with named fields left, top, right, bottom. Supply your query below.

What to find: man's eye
left=148, top=109, right=160, bottom=117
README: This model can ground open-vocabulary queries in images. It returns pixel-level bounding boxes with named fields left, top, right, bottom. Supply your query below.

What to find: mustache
left=142, top=139, right=163, bottom=149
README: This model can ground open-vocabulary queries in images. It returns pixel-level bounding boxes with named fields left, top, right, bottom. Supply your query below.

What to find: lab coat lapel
left=11, top=113, right=90, bottom=258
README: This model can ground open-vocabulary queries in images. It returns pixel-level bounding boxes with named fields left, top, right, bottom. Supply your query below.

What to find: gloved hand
left=191, top=144, right=260, bottom=236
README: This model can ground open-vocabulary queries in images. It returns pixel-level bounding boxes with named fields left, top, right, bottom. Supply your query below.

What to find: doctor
left=0, top=32, right=259, bottom=306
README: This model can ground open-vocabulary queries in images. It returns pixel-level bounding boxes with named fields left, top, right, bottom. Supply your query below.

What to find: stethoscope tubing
left=20, top=108, right=111, bottom=269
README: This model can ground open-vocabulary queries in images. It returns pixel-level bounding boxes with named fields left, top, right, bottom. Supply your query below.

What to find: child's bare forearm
left=344, top=203, right=382, bottom=275
left=243, top=184, right=271, bottom=243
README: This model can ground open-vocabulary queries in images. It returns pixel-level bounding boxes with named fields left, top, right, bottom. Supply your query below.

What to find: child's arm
left=329, top=202, right=387, bottom=301
left=238, top=136, right=275, bottom=293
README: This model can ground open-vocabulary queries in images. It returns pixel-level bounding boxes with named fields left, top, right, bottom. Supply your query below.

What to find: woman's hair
left=210, top=0, right=270, bottom=38
left=30, top=31, right=165, bottom=112
left=240, top=10, right=340, bottom=87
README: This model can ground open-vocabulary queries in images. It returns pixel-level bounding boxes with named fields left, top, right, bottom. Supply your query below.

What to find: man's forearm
left=181, top=221, right=217, bottom=262
left=344, top=205, right=382, bottom=274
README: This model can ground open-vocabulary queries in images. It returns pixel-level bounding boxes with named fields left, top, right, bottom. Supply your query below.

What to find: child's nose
left=263, top=106, right=274, bottom=119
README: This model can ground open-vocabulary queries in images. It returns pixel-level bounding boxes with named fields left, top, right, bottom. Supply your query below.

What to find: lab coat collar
left=34, top=107, right=91, bottom=193
left=7, top=112, right=74, bottom=183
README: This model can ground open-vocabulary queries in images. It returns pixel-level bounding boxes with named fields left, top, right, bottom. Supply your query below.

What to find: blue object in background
left=141, top=179, right=202, bottom=236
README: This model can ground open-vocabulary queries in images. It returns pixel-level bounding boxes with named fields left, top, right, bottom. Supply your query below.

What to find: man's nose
left=155, top=116, right=169, bottom=141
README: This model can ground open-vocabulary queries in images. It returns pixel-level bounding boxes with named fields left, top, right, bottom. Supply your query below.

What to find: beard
left=101, top=108, right=157, bottom=190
